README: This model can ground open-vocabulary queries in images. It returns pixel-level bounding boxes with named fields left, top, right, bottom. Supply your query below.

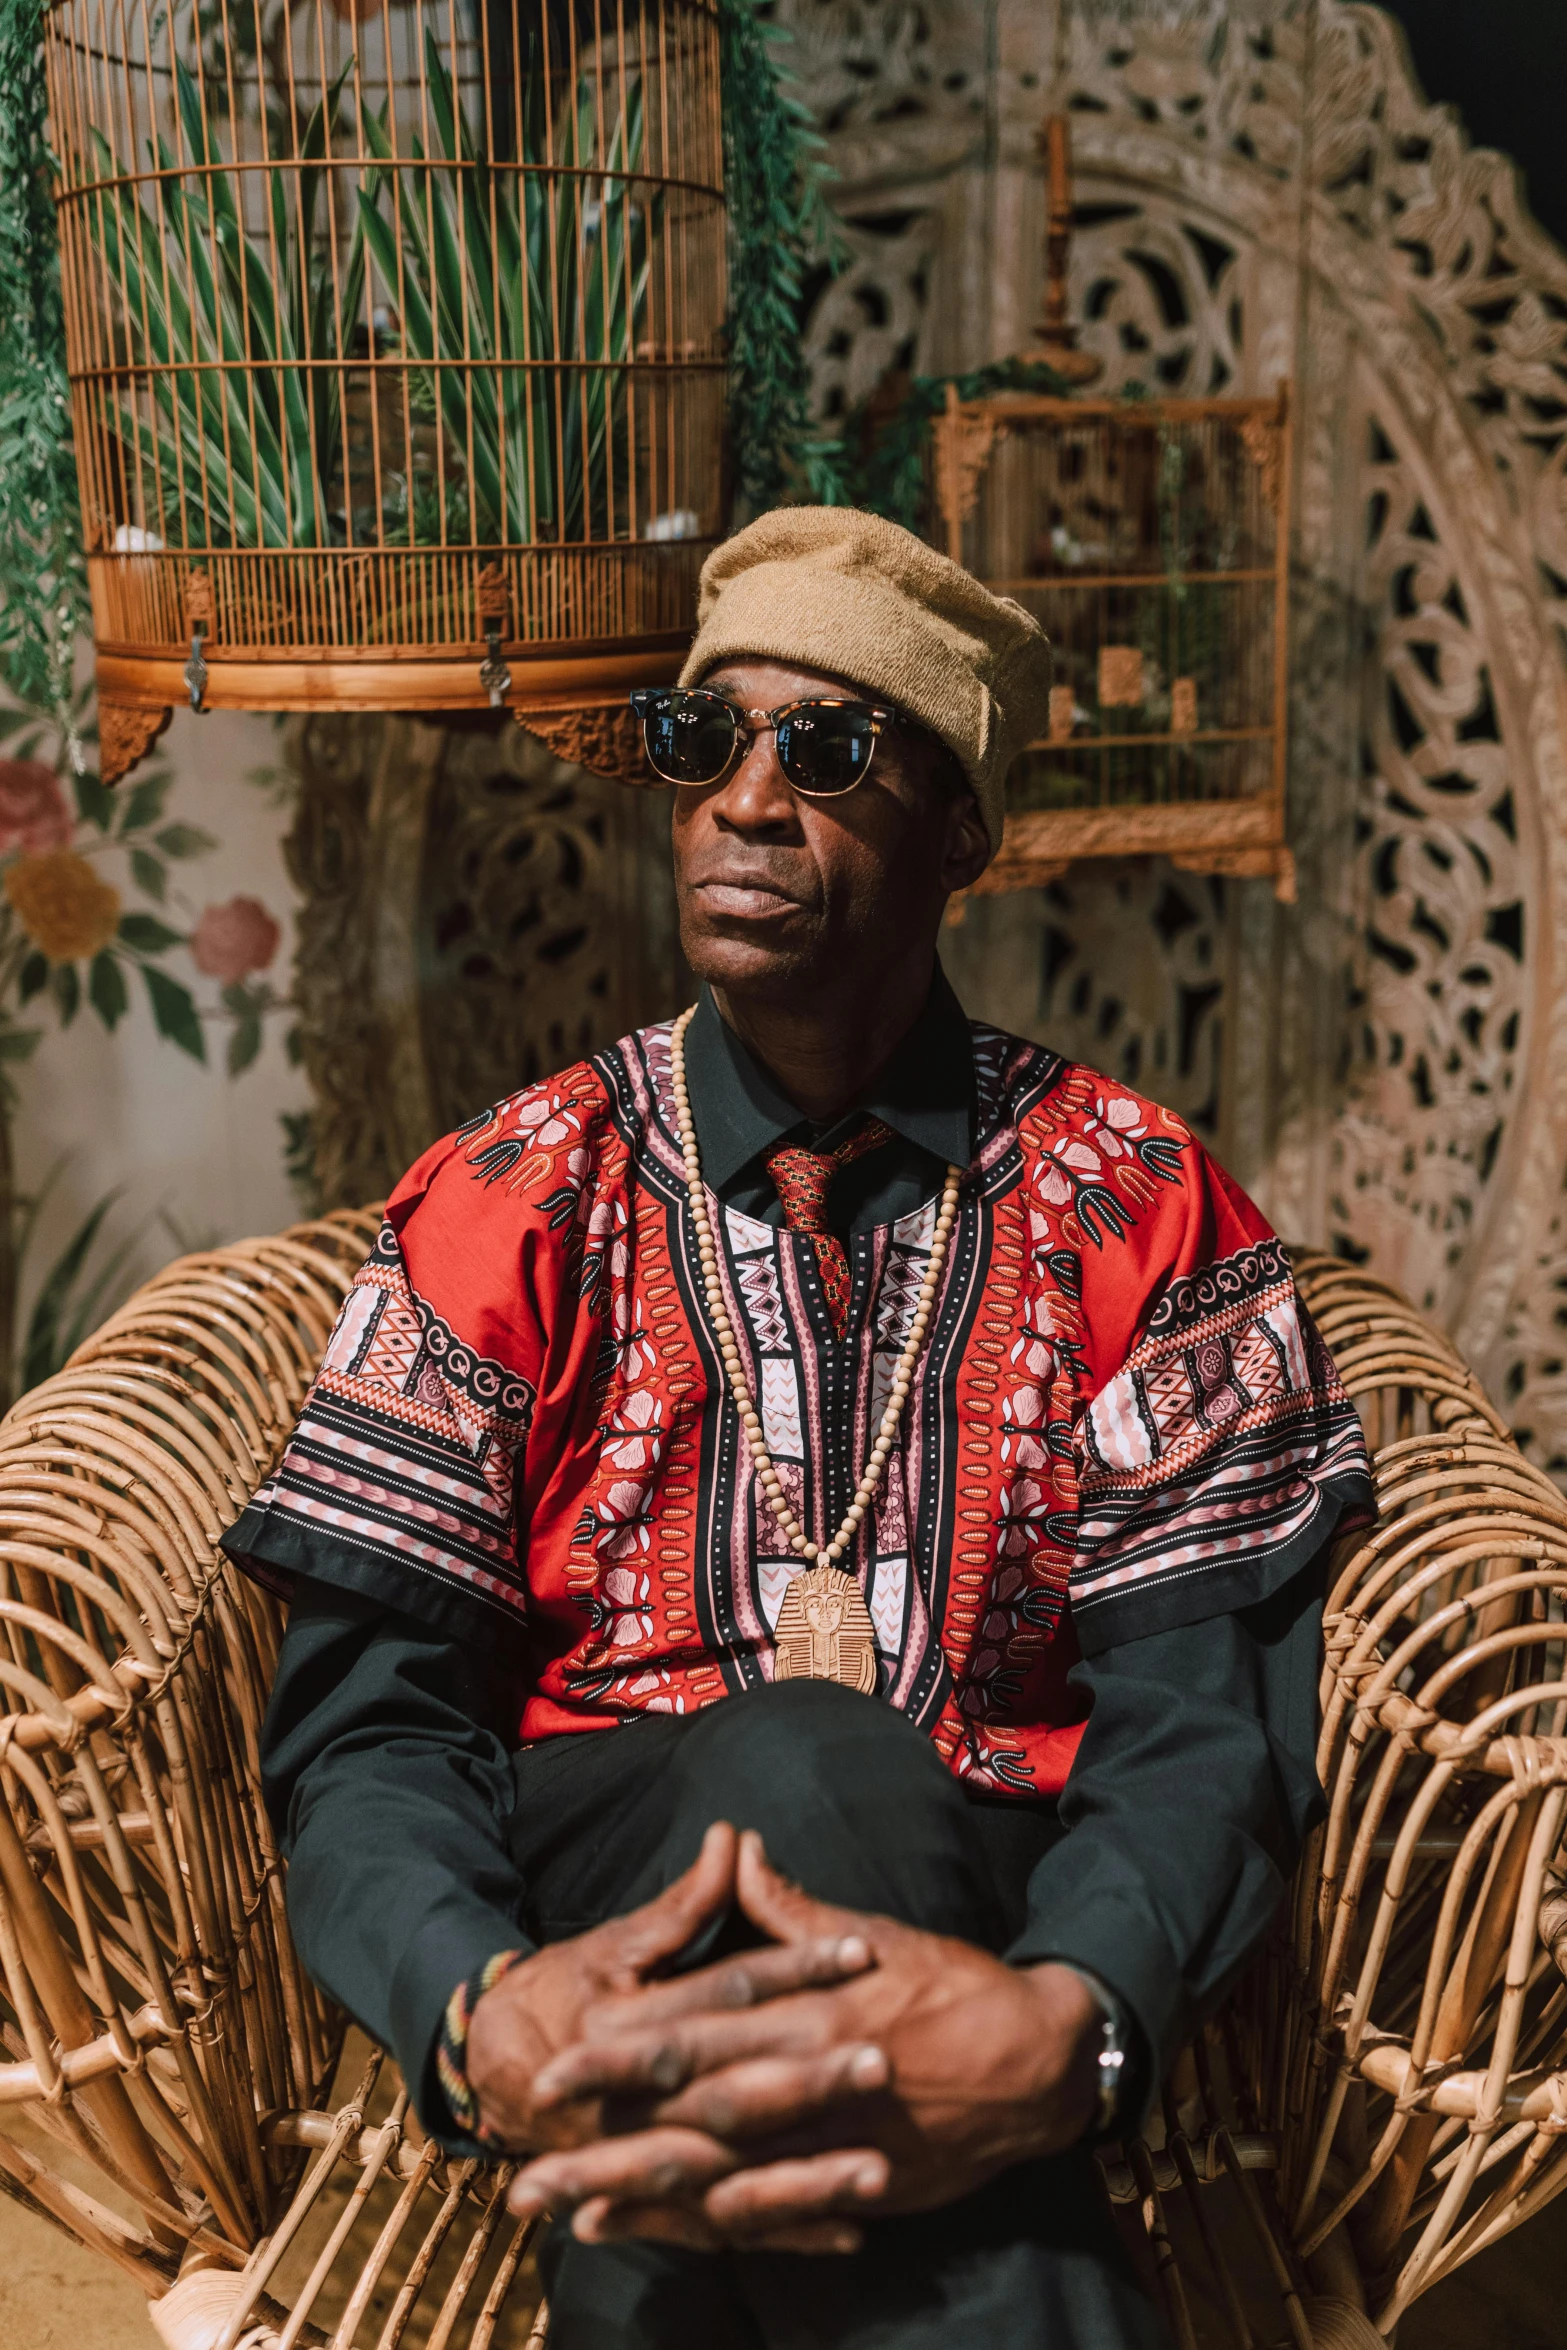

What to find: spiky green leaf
left=19, top=1186, right=156, bottom=1390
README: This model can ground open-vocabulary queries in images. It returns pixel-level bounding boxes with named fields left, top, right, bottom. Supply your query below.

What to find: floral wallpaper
left=0, top=673, right=302, bottom=1408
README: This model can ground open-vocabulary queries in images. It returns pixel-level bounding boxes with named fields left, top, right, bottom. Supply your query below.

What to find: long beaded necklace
left=669, top=1003, right=963, bottom=1690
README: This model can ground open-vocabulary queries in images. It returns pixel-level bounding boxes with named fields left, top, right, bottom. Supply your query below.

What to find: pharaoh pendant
left=773, top=1563, right=880, bottom=1695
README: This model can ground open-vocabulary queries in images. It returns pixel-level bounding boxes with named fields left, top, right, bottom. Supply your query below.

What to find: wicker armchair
left=0, top=1217, right=1562, bottom=2348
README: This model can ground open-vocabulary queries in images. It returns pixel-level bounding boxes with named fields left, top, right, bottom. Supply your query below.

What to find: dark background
left=1388, top=2, right=1567, bottom=249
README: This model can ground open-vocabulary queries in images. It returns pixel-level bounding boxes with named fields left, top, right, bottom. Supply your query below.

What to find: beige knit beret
left=679, top=507, right=1051, bottom=854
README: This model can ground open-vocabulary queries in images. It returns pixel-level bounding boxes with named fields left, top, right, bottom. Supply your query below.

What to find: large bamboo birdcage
left=937, top=386, right=1295, bottom=903
left=44, top=0, right=726, bottom=781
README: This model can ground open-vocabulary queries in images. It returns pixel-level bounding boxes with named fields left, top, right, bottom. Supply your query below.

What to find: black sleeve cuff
left=1006, top=1889, right=1173, bottom=2136
left=389, top=1900, right=536, bottom=2153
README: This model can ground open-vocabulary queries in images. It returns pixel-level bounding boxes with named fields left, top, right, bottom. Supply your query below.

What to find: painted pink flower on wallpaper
left=190, top=895, right=282, bottom=985
left=0, top=759, right=72, bottom=856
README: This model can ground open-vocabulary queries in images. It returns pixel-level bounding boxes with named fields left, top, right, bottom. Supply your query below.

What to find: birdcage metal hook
left=184, top=573, right=212, bottom=714
left=478, top=566, right=512, bottom=709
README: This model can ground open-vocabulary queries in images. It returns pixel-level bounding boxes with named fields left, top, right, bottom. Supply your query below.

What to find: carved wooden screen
left=778, top=0, right=1567, bottom=1475
left=285, top=713, right=683, bottom=1209
left=280, top=0, right=1567, bottom=1479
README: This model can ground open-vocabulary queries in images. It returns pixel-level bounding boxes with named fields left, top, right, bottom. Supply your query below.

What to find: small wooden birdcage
left=937, top=386, right=1295, bottom=901
left=44, top=0, right=726, bottom=780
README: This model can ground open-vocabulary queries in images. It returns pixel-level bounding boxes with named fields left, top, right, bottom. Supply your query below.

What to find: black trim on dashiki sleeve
left=220, top=1220, right=536, bottom=1654
left=1068, top=1237, right=1374, bottom=1657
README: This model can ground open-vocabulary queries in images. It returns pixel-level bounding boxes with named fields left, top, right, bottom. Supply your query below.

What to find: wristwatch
left=1093, top=1999, right=1128, bottom=2139
left=1059, top=1963, right=1131, bottom=2138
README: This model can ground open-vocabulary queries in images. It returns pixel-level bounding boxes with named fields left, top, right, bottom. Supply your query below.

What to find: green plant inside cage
left=84, top=31, right=656, bottom=555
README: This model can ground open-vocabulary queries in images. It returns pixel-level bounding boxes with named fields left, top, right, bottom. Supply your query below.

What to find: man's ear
left=939, top=786, right=994, bottom=895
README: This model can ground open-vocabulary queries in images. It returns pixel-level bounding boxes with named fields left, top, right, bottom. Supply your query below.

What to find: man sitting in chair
left=230, top=510, right=1373, bottom=2349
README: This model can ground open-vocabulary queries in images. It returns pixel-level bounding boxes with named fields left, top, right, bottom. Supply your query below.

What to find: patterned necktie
left=765, top=1118, right=893, bottom=1338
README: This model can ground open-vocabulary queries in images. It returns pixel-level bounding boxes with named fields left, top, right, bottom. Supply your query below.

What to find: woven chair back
left=0, top=1224, right=1563, bottom=2345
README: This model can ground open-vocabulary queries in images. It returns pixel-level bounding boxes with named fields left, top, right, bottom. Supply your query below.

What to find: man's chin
left=681, top=924, right=821, bottom=1000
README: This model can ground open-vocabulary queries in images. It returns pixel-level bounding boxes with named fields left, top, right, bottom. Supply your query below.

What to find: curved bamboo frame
left=0, top=1224, right=1560, bottom=2344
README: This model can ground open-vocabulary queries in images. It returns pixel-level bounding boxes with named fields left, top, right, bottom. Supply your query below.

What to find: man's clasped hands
left=466, top=1822, right=1103, bottom=2254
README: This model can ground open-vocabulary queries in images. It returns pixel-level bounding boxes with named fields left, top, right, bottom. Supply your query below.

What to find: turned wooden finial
left=1031, top=112, right=1101, bottom=384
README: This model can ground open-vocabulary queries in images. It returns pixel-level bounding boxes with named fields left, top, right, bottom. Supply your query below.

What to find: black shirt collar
left=682, top=968, right=975, bottom=1191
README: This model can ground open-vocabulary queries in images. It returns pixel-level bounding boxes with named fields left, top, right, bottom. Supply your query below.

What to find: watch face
left=1094, top=2037, right=1127, bottom=2138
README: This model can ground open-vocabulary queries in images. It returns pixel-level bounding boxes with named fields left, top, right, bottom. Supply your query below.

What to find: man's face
left=669, top=658, right=992, bottom=1007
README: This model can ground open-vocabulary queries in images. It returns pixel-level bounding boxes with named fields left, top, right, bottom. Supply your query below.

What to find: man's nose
left=709, top=729, right=798, bottom=829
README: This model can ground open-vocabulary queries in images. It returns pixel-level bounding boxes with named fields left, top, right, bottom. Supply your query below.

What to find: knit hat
left=679, top=507, right=1051, bottom=854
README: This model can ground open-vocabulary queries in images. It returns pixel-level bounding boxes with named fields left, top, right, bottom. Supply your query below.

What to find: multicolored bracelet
left=437, top=1947, right=528, bottom=2141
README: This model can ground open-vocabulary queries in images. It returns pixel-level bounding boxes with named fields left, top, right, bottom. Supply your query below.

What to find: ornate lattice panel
left=778, top=0, right=1567, bottom=1472
left=272, top=2, right=1567, bottom=1471
left=285, top=715, right=682, bottom=1207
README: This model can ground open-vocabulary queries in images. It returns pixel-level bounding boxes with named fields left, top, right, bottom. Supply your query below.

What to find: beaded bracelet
left=437, top=1947, right=528, bottom=2141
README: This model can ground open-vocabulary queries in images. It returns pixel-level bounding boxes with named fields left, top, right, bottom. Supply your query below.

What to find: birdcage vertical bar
left=592, top=0, right=613, bottom=547
left=567, top=0, right=589, bottom=555
left=186, top=0, right=228, bottom=568
left=307, top=0, right=350, bottom=559
left=609, top=0, right=632, bottom=546
left=478, top=0, right=503, bottom=562
left=350, top=22, right=378, bottom=569
left=290, top=0, right=328, bottom=563
left=109, top=0, right=155, bottom=554
left=44, top=15, right=99, bottom=552
left=509, top=0, right=538, bottom=558
left=1270, top=387, right=1294, bottom=823
left=54, top=8, right=98, bottom=551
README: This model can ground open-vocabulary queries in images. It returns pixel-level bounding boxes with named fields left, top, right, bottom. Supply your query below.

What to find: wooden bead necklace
left=669, top=1003, right=962, bottom=1574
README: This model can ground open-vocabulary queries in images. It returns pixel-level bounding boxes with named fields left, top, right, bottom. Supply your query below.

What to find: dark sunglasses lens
left=641, top=692, right=736, bottom=785
left=776, top=705, right=878, bottom=795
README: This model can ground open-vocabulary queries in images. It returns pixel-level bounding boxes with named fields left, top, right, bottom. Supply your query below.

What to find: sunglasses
left=628, top=688, right=902, bottom=796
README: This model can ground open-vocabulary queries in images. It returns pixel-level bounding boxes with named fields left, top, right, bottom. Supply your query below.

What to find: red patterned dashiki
left=234, top=1021, right=1371, bottom=1798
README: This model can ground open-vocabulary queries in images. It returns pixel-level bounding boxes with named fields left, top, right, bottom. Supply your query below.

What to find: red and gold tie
left=765, top=1119, right=893, bottom=1339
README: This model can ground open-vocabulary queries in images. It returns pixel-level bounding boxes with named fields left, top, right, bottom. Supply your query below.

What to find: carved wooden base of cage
left=96, top=639, right=682, bottom=789
left=92, top=545, right=702, bottom=783
left=2, top=1220, right=1565, bottom=2346
left=950, top=794, right=1297, bottom=920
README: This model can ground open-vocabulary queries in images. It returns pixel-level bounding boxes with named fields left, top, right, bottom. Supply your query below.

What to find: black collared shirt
left=681, top=969, right=973, bottom=1235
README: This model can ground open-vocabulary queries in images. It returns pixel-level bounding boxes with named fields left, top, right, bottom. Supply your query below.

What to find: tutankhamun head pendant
left=772, top=1564, right=880, bottom=1695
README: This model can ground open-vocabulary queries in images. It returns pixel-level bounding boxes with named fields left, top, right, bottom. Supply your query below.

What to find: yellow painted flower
left=4, top=850, right=122, bottom=963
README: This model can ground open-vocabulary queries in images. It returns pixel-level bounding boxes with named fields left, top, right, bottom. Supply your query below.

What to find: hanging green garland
left=0, top=0, right=88, bottom=721
left=848, top=357, right=1076, bottom=531
left=716, top=0, right=850, bottom=513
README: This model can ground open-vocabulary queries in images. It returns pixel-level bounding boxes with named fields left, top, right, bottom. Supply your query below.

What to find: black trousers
left=507, top=1681, right=1166, bottom=2350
